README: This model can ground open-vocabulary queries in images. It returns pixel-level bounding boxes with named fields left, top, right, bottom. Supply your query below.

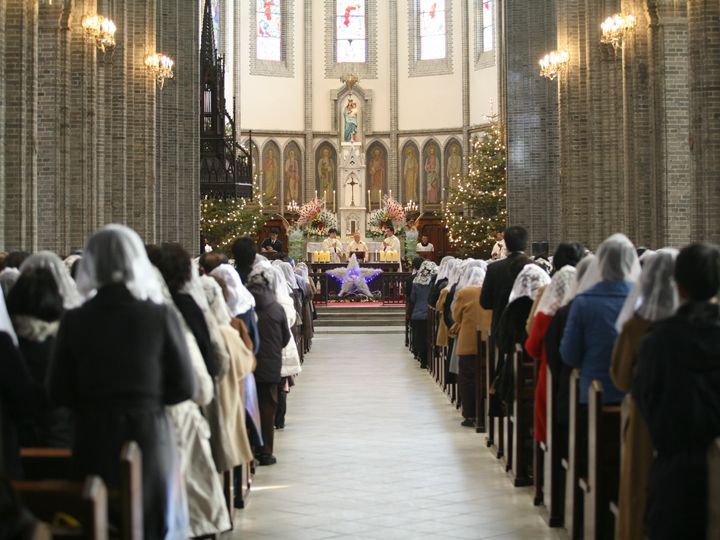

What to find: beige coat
left=217, top=325, right=256, bottom=467
left=610, top=314, right=653, bottom=540
left=435, top=288, right=450, bottom=347
left=452, top=287, right=492, bottom=356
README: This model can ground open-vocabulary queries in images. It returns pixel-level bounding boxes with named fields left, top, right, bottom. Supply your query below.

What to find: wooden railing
left=310, top=271, right=412, bottom=305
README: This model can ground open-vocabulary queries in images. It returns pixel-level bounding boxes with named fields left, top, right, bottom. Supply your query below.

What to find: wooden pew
left=487, top=341, right=505, bottom=460
left=579, top=380, right=620, bottom=540
left=474, top=329, right=487, bottom=433
left=541, top=364, right=565, bottom=527
left=709, top=438, right=720, bottom=539
left=564, top=369, right=583, bottom=540
left=510, top=344, right=535, bottom=487
left=14, top=476, right=109, bottom=540
left=533, top=360, right=544, bottom=507
left=20, top=443, right=143, bottom=540
left=20, top=447, right=73, bottom=480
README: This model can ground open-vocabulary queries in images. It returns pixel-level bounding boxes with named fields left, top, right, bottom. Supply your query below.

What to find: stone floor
left=229, top=333, right=568, bottom=540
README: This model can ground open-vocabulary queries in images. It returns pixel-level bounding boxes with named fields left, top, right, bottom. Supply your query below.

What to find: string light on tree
left=443, top=118, right=507, bottom=257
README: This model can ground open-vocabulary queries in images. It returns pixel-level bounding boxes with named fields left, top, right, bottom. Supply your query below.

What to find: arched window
left=336, top=0, right=367, bottom=63
left=419, top=0, right=447, bottom=60
left=482, top=0, right=494, bottom=52
left=256, top=0, right=282, bottom=61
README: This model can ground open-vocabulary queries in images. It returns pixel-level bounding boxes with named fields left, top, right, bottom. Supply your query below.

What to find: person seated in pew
left=0, top=292, right=41, bottom=480
left=406, top=257, right=424, bottom=358
left=433, top=258, right=459, bottom=355
left=633, top=243, right=720, bottom=540
left=428, top=256, right=455, bottom=307
left=451, top=264, right=491, bottom=427
left=410, top=261, right=438, bottom=369
left=6, top=268, right=73, bottom=448
left=198, top=251, right=228, bottom=276
left=610, top=249, right=679, bottom=540
left=48, top=224, right=196, bottom=539
left=494, top=264, right=551, bottom=404
left=231, top=236, right=259, bottom=284
left=525, top=265, right=577, bottom=444
left=560, top=234, right=641, bottom=406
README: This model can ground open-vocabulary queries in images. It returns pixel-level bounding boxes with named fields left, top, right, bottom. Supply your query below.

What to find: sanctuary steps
left=314, top=304, right=405, bottom=333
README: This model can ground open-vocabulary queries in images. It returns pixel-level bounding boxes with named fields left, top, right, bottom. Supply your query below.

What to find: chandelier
left=404, top=200, right=418, bottom=213
left=601, top=14, right=636, bottom=50
left=144, top=53, right=174, bottom=89
left=539, top=50, right=570, bottom=80
left=286, top=200, right=300, bottom=213
left=81, top=14, right=117, bottom=53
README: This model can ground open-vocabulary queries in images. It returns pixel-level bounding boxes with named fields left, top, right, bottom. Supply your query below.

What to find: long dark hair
left=7, top=267, right=64, bottom=322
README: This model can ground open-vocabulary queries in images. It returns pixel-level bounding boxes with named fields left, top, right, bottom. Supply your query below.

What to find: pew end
left=14, top=476, right=109, bottom=540
left=118, top=442, right=143, bottom=540
left=708, top=438, right=720, bottom=540
left=20, top=448, right=73, bottom=480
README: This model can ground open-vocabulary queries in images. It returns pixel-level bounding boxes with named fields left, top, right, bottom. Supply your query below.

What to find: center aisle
left=229, top=333, right=568, bottom=540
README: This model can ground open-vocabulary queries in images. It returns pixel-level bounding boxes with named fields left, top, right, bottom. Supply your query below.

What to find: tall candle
left=367, top=190, right=371, bottom=211
left=333, top=190, right=336, bottom=212
left=315, top=190, right=318, bottom=200
left=378, top=190, right=382, bottom=206
left=323, top=190, right=327, bottom=204
left=389, top=189, right=392, bottom=199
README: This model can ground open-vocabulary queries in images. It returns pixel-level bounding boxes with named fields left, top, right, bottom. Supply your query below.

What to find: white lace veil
left=508, top=264, right=551, bottom=304
left=596, top=233, right=641, bottom=282
left=562, top=255, right=596, bottom=306
left=446, top=258, right=466, bottom=289
left=435, top=256, right=456, bottom=281
left=0, top=267, right=20, bottom=298
left=456, top=260, right=487, bottom=290
left=273, top=260, right=299, bottom=290
left=615, top=249, right=679, bottom=332
left=210, top=263, right=255, bottom=316
left=537, top=265, right=576, bottom=316
left=21, top=251, right=83, bottom=309
left=75, top=224, right=164, bottom=304
left=413, top=260, right=438, bottom=286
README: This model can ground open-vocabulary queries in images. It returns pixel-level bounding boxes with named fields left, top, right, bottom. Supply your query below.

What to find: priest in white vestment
left=322, top=228, right=345, bottom=263
left=347, top=231, right=369, bottom=260
left=383, top=226, right=402, bottom=270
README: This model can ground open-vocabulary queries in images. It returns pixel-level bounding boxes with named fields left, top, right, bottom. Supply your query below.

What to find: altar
left=305, top=241, right=402, bottom=264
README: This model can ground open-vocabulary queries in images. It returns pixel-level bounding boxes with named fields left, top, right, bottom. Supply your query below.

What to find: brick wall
left=0, top=0, right=200, bottom=254
left=503, top=0, right=717, bottom=250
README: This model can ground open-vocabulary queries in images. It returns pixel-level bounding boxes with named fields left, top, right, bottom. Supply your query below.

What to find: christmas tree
left=443, top=120, right=507, bottom=258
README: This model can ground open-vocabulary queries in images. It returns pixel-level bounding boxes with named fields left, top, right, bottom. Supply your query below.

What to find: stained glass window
left=419, top=0, right=447, bottom=60
left=256, top=0, right=282, bottom=62
left=336, top=0, right=366, bottom=63
left=482, top=0, right=494, bottom=52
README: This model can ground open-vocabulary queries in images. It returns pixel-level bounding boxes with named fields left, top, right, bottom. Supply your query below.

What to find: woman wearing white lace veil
left=48, top=224, right=195, bottom=539
left=409, top=261, right=437, bottom=369
left=433, top=258, right=460, bottom=352
left=19, top=252, right=83, bottom=310
left=561, top=233, right=641, bottom=406
left=451, top=266, right=492, bottom=427
left=210, top=263, right=259, bottom=354
left=610, top=249, right=679, bottom=540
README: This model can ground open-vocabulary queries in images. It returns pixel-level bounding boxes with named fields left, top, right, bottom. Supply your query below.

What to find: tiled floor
left=229, top=333, right=568, bottom=540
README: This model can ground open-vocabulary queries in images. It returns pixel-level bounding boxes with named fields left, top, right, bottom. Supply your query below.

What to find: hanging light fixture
left=145, top=53, right=175, bottom=89
left=539, top=50, right=570, bottom=80
left=81, top=14, right=117, bottom=53
left=601, top=14, right=637, bottom=50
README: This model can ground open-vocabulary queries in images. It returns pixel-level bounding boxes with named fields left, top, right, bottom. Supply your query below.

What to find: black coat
left=544, top=302, right=573, bottom=428
left=480, top=252, right=530, bottom=333
left=633, top=302, right=720, bottom=540
left=17, top=336, right=73, bottom=448
left=172, top=292, right=219, bottom=378
left=427, top=278, right=447, bottom=308
left=48, top=284, right=195, bottom=539
left=249, top=284, right=290, bottom=384
left=494, top=297, right=533, bottom=404
left=0, top=332, right=40, bottom=479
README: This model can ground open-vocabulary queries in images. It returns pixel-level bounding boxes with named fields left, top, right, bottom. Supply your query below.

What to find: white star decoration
left=327, top=254, right=383, bottom=297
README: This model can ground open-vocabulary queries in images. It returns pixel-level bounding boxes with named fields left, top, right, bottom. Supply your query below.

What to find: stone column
left=304, top=0, right=314, bottom=203
left=688, top=0, right=720, bottom=243
left=3, top=0, right=39, bottom=251
left=390, top=0, right=399, bottom=201
left=503, top=0, right=560, bottom=248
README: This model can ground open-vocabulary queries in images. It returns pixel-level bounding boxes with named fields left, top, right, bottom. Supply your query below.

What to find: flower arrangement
left=367, top=195, right=406, bottom=237
left=297, top=197, right=338, bottom=237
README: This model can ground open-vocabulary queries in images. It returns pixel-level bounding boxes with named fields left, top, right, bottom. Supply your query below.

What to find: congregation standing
left=409, top=226, right=720, bottom=540
left=0, top=225, right=315, bottom=539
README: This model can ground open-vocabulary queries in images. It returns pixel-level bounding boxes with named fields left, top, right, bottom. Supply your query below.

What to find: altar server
left=322, top=228, right=344, bottom=263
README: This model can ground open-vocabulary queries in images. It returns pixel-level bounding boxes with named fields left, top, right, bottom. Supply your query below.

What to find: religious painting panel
left=315, top=141, right=337, bottom=206
left=242, top=139, right=260, bottom=181
left=422, top=140, right=442, bottom=206
left=283, top=141, right=302, bottom=204
left=401, top=141, right=420, bottom=205
left=366, top=141, right=387, bottom=209
left=444, top=138, right=463, bottom=195
left=339, top=93, right=361, bottom=145
left=261, top=140, right=281, bottom=207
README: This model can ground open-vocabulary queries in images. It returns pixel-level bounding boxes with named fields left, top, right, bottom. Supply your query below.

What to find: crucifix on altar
left=337, top=74, right=367, bottom=237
